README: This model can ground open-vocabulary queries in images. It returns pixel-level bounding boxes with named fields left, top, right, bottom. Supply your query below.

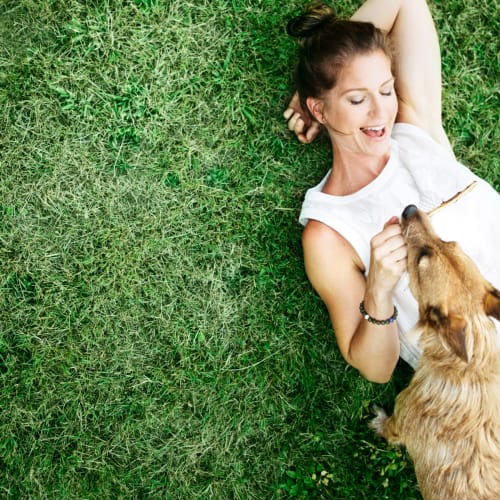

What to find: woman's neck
left=322, top=146, right=391, bottom=196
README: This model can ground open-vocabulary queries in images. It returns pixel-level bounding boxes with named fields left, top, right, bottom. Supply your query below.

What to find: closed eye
left=380, top=80, right=395, bottom=97
left=350, top=98, right=364, bottom=105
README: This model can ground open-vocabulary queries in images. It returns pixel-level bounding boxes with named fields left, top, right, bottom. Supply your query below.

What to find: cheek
left=328, top=105, right=363, bottom=128
left=391, top=95, right=399, bottom=116
left=386, top=95, right=398, bottom=117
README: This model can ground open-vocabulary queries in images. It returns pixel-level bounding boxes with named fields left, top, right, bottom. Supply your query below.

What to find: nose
left=402, top=204, right=418, bottom=220
left=369, top=95, right=383, bottom=117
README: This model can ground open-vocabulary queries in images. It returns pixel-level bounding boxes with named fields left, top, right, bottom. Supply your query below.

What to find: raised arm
left=351, top=0, right=453, bottom=150
left=380, top=0, right=453, bottom=152
left=286, top=0, right=453, bottom=152
left=350, top=0, right=402, bottom=31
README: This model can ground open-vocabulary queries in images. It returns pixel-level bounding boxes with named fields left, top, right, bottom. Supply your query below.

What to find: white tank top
left=299, top=123, right=500, bottom=368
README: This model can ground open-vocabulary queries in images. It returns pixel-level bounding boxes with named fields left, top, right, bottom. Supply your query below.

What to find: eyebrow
left=341, top=77, right=395, bottom=96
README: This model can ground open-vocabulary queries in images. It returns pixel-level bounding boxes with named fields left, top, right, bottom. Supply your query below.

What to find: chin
left=365, top=138, right=391, bottom=156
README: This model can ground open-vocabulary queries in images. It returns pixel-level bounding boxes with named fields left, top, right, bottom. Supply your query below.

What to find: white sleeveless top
left=299, top=123, right=500, bottom=368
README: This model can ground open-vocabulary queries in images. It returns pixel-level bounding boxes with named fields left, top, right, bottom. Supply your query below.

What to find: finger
left=386, top=235, right=406, bottom=254
left=287, top=113, right=297, bottom=131
left=297, top=132, right=310, bottom=144
left=287, top=113, right=301, bottom=132
left=373, top=240, right=404, bottom=264
left=371, top=225, right=403, bottom=247
left=383, top=223, right=403, bottom=239
left=283, top=108, right=294, bottom=120
left=288, top=92, right=300, bottom=109
left=390, top=245, right=408, bottom=263
left=383, top=216, right=400, bottom=229
left=305, top=122, right=322, bottom=143
left=379, top=251, right=407, bottom=274
left=293, top=117, right=305, bottom=135
left=372, top=235, right=406, bottom=265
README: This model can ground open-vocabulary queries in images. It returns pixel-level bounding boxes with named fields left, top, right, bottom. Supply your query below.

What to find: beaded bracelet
left=359, top=301, right=398, bottom=325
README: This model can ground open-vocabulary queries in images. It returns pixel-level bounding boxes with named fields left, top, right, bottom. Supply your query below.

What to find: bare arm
left=350, top=0, right=402, bottom=30
left=303, top=219, right=406, bottom=383
left=353, top=0, right=453, bottom=151
left=286, top=0, right=453, bottom=152
left=386, top=0, right=453, bottom=152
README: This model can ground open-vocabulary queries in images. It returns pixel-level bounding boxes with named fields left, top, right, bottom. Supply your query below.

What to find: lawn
left=0, top=0, right=497, bottom=498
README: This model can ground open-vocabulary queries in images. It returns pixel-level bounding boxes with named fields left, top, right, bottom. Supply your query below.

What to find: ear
left=306, top=97, right=326, bottom=124
left=484, top=288, right=500, bottom=321
left=426, top=306, right=468, bottom=362
left=443, top=313, right=469, bottom=363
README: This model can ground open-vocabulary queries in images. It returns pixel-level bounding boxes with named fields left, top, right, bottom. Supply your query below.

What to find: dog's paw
left=368, top=405, right=388, bottom=436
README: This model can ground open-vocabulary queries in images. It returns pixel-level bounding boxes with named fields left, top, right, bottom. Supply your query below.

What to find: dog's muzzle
left=402, top=204, right=418, bottom=220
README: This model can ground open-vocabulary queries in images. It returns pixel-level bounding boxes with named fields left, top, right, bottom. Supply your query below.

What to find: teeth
left=363, top=125, right=384, bottom=131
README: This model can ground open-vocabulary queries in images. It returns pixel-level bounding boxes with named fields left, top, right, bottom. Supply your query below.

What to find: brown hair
left=287, top=2, right=393, bottom=119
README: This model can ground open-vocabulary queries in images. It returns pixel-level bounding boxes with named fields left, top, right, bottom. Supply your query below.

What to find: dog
left=370, top=204, right=500, bottom=499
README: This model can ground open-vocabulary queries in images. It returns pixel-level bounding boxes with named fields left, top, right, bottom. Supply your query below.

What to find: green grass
left=0, top=0, right=497, bottom=498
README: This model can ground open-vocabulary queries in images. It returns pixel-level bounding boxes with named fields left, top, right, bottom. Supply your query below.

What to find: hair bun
left=286, top=2, right=337, bottom=40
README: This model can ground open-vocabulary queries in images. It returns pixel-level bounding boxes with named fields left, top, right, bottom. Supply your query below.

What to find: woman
left=284, top=0, right=500, bottom=383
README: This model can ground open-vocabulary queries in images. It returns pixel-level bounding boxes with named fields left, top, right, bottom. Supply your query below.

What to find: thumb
left=384, top=216, right=400, bottom=228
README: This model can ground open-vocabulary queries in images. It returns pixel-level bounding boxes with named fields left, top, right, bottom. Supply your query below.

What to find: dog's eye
left=417, top=247, right=432, bottom=264
left=426, top=305, right=443, bottom=324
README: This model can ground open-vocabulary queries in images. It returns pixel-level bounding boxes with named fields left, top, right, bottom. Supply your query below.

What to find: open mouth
left=361, top=125, right=386, bottom=138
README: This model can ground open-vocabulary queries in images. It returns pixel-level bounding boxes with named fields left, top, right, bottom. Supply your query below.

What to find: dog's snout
left=402, top=204, right=418, bottom=220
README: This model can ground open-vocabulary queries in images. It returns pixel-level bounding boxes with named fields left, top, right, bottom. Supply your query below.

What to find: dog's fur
left=370, top=206, right=500, bottom=499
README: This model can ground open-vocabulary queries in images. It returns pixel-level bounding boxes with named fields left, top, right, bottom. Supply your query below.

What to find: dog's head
left=401, top=205, right=500, bottom=362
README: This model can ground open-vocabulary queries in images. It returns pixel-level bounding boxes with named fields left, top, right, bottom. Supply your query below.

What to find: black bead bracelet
left=359, top=301, right=398, bottom=325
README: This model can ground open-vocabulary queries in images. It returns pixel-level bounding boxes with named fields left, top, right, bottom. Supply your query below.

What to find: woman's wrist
left=351, top=0, right=402, bottom=32
left=359, top=301, right=398, bottom=325
left=361, top=290, right=396, bottom=322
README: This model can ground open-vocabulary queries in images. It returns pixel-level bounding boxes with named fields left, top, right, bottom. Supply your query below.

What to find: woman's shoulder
left=302, top=219, right=341, bottom=249
left=391, top=122, right=475, bottom=180
left=302, top=220, right=365, bottom=272
left=392, top=122, right=454, bottom=157
left=391, top=123, right=432, bottom=156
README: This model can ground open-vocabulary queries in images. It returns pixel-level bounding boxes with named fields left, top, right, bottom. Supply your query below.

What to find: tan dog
left=370, top=204, right=500, bottom=499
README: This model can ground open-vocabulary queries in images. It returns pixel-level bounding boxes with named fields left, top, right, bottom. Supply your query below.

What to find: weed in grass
left=0, top=0, right=496, bottom=497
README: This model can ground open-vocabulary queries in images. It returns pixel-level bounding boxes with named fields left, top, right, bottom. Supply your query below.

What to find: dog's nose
left=402, top=204, right=418, bottom=220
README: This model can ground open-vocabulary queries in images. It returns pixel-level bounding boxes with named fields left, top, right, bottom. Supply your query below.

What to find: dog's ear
left=426, top=306, right=468, bottom=362
left=443, top=313, right=468, bottom=363
left=484, top=288, right=500, bottom=321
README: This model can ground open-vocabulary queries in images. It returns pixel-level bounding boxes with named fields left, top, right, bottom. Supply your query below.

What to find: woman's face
left=317, top=50, right=398, bottom=157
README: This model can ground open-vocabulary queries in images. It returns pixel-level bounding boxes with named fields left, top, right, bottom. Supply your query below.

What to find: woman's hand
left=283, top=92, right=322, bottom=144
left=366, top=216, right=407, bottom=299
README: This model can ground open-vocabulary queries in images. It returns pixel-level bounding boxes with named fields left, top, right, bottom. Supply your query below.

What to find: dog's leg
left=369, top=406, right=402, bottom=445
